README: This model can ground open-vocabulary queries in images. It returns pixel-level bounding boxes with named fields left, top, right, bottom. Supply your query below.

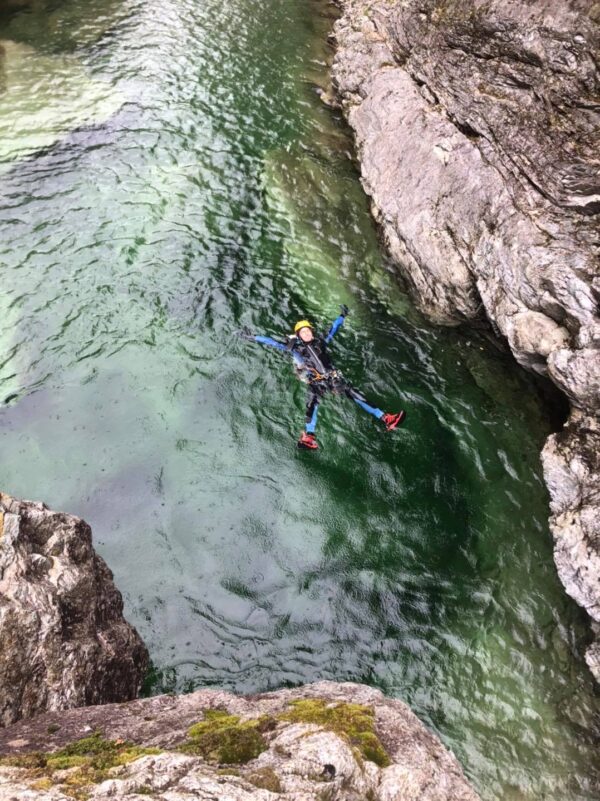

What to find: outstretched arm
left=325, top=305, right=349, bottom=344
left=238, top=328, right=290, bottom=354
left=254, top=335, right=289, bottom=352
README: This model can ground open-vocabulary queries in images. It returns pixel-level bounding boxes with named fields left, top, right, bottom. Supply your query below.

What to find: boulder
left=0, top=493, right=148, bottom=727
left=541, top=414, right=600, bottom=680
left=0, top=681, right=480, bottom=800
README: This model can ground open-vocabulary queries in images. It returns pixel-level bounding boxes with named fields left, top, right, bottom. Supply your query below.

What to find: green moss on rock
left=181, top=710, right=268, bottom=764
left=278, top=699, right=390, bottom=767
left=247, top=766, right=282, bottom=792
left=46, top=754, right=89, bottom=771
left=0, top=731, right=159, bottom=799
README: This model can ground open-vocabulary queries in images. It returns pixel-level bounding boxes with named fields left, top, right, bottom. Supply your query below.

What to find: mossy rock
left=31, top=778, right=54, bottom=792
left=247, top=766, right=282, bottom=792
left=46, top=754, right=89, bottom=771
left=0, top=731, right=159, bottom=797
left=182, top=709, right=268, bottom=765
left=0, top=752, right=48, bottom=770
left=51, top=732, right=159, bottom=772
left=278, top=699, right=390, bottom=767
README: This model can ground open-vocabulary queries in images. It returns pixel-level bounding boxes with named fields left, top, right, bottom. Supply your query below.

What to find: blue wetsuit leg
left=325, top=315, right=345, bottom=344
left=353, top=397, right=384, bottom=419
left=305, top=389, right=320, bottom=433
left=306, top=403, right=319, bottom=433
left=345, top=385, right=384, bottom=420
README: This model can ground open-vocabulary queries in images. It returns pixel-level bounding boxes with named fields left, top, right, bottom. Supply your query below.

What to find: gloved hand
left=236, top=327, right=255, bottom=341
left=340, top=304, right=349, bottom=317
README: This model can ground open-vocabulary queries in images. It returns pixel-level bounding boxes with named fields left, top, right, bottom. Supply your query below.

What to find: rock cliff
left=0, top=681, right=480, bottom=800
left=330, top=0, right=600, bottom=676
left=0, top=493, right=148, bottom=727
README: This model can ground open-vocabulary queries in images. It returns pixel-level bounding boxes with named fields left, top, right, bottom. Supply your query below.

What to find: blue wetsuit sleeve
left=325, top=315, right=345, bottom=344
left=254, top=335, right=289, bottom=353
left=251, top=335, right=306, bottom=372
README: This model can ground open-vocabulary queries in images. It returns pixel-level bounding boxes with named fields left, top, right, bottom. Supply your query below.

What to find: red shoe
left=382, top=411, right=406, bottom=431
left=297, top=431, right=318, bottom=450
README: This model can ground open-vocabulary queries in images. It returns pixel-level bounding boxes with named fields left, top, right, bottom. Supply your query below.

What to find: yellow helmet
left=294, top=319, right=313, bottom=334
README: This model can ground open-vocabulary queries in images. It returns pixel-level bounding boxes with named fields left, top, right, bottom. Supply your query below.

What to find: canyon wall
left=330, top=0, right=600, bottom=677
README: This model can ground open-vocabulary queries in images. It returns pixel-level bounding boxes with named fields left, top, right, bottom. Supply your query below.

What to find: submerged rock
left=0, top=0, right=32, bottom=11
left=330, top=0, right=600, bottom=675
left=0, top=680, right=480, bottom=800
left=0, top=39, right=124, bottom=170
left=0, top=493, right=148, bottom=727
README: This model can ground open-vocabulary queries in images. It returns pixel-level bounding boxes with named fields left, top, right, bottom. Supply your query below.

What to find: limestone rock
left=331, top=0, right=600, bottom=674
left=0, top=681, right=480, bottom=800
left=0, top=493, right=148, bottom=727
left=584, top=632, right=600, bottom=680
left=547, top=347, right=600, bottom=409
left=542, top=416, right=600, bottom=677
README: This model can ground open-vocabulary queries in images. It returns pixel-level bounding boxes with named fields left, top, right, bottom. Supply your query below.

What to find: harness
left=293, top=338, right=345, bottom=391
left=306, top=366, right=341, bottom=384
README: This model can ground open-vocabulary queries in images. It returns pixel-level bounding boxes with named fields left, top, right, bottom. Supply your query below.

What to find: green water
left=0, top=0, right=598, bottom=797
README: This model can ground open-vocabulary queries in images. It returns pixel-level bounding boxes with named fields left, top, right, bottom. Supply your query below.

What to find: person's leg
left=345, top=385, right=406, bottom=429
left=305, top=393, right=320, bottom=433
left=345, top=385, right=384, bottom=420
left=298, top=388, right=321, bottom=449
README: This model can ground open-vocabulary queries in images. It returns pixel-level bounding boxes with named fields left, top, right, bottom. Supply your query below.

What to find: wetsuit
left=252, top=314, right=385, bottom=434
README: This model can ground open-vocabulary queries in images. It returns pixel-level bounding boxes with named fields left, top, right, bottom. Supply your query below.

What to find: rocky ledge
left=0, top=493, right=148, bottom=727
left=330, top=0, right=600, bottom=676
left=0, top=681, right=480, bottom=800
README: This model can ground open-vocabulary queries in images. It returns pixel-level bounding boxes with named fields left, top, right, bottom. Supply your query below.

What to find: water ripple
left=1, top=0, right=598, bottom=798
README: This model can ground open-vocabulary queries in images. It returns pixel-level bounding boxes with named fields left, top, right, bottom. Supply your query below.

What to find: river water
left=0, top=0, right=598, bottom=797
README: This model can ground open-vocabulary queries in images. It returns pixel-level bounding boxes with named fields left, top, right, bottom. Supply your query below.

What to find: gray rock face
left=0, top=681, right=480, bottom=800
left=542, top=415, right=600, bottom=625
left=0, top=493, right=148, bottom=727
left=330, top=0, right=600, bottom=676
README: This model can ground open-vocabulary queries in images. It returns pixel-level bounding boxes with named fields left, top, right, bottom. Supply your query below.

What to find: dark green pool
left=0, top=0, right=598, bottom=797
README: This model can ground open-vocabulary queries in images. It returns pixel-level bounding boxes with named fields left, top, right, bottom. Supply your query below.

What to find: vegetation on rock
left=0, top=684, right=479, bottom=800
left=181, top=709, right=271, bottom=764
left=278, top=698, right=390, bottom=767
left=247, top=765, right=283, bottom=792
left=0, top=731, right=159, bottom=799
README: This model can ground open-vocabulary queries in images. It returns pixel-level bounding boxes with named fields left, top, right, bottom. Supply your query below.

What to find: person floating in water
left=239, top=305, right=406, bottom=450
